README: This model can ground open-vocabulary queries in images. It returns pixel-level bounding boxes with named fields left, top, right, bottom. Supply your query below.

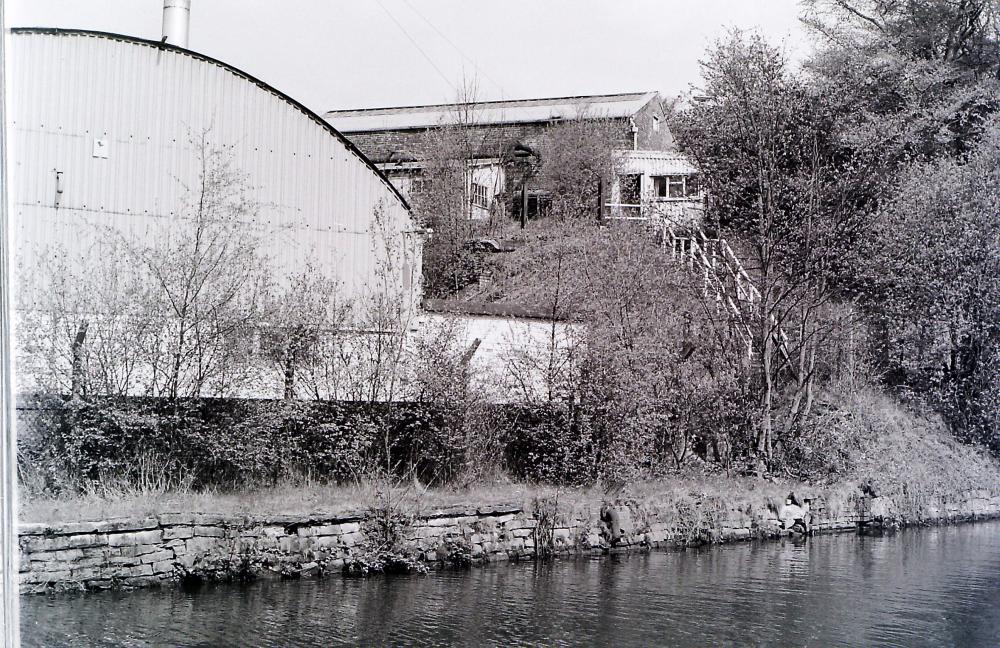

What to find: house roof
left=324, top=91, right=659, bottom=133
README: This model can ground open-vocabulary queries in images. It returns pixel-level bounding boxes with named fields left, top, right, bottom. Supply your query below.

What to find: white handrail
left=655, top=219, right=793, bottom=372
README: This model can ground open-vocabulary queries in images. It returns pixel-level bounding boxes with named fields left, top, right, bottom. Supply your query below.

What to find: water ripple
left=22, top=521, right=1000, bottom=647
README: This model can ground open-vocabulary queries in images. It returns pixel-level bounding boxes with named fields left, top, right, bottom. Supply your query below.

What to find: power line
left=373, top=0, right=457, bottom=95
left=397, top=0, right=507, bottom=98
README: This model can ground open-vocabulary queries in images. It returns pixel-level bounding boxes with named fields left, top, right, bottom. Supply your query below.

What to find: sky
left=7, top=0, right=813, bottom=114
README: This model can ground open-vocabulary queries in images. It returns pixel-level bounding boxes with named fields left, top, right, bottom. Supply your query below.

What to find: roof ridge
left=324, top=91, right=657, bottom=116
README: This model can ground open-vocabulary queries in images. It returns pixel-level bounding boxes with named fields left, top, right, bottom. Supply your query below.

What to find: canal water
left=22, top=520, right=1000, bottom=647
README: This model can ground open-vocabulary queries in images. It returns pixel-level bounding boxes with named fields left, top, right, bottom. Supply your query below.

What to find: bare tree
left=132, top=134, right=268, bottom=399
left=260, top=263, right=352, bottom=399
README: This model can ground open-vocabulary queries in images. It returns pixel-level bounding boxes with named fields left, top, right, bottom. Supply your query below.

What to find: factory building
left=8, top=20, right=422, bottom=398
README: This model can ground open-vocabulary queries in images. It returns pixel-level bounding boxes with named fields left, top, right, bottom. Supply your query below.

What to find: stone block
left=261, top=526, right=287, bottom=538
left=23, top=533, right=107, bottom=552
left=69, top=566, right=104, bottom=581
left=108, top=530, right=163, bottom=547
left=311, top=536, right=341, bottom=549
left=27, top=570, right=71, bottom=584
left=118, top=542, right=169, bottom=557
left=194, top=526, right=226, bottom=538
left=511, top=528, right=534, bottom=538
left=71, top=556, right=108, bottom=569
left=311, top=524, right=344, bottom=536
left=340, top=532, right=364, bottom=546
left=425, top=517, right=459, bottom=528
left=150, top=560, right=175, bottom=575
left=129, top=564, right=154, bottom=577
left=278, top=537, right=300, bottom=553
left=186, top=537, right=218, bottom=554
left=192, top=514, right=228, bottom=526
left=158, top=513, right=196, bottom=526
left=124, top=575, right=158, bottom=588
left=18, top=523, right=52, bottom=536
left=175, top=553, right=198, bottom=569
left=108, top=555, right=142, bottom=567
left=140, top=550, right=175, bottom=564
left=41, top=548, right=84, bottom=562
left=162, top=527, right=194, bottom=540
left=98, top=517, right=160, bottom=533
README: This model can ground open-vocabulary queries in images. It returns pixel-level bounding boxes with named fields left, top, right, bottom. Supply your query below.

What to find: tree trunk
left=283, top=351, right=296, bottom=400
left=70, top=320, right=89, bottom=399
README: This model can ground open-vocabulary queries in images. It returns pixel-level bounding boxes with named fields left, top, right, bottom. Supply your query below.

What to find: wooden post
left=70, top=320, right=89, bottom=400
left=597, top=177, right=605, bottom=223
left=520, top=183, right=528, bottom=229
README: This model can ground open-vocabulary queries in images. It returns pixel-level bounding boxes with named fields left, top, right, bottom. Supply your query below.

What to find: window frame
left=470, top=182, right=490, bottom=209
left=651, top=174, right=700, bottom=200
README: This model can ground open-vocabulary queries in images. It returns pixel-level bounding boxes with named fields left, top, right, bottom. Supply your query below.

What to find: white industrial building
left=7, top=19, right=424, bottom=398
left=8, top=26, right=421, bottom=308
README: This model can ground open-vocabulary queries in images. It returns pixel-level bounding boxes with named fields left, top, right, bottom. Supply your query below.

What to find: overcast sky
left=8, top=1, right=812, bottom=114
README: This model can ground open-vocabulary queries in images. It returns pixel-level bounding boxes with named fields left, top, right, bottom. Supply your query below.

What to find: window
left=652, top=115, right=660, bottom=132
left=619, top=174, right=641, bottom=203
left=471, top=182, right=490, bottom=209
left=652, top=174, right=701, bottom=199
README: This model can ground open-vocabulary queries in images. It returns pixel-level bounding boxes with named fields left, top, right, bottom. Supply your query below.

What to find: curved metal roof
left=10, top=27, right=410, bottom=210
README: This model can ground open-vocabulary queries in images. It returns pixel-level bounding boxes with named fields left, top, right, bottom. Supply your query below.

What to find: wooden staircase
left=656, top=221, right=794, bottom=374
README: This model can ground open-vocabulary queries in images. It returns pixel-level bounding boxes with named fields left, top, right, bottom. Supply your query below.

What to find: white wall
left=411, top=312, right=580, bottom=403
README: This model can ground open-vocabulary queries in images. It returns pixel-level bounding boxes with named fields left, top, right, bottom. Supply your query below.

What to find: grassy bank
left=19, top=387, right=1000, bottom=527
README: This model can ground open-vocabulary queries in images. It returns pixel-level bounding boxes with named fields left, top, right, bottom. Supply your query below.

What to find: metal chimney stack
left=161, top=0, right=191, bottom=48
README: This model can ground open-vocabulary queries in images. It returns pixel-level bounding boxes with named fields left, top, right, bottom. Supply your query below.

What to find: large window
left=471, top=182, right=490, bottom=209
left=652, top=174, right=700, bottom=199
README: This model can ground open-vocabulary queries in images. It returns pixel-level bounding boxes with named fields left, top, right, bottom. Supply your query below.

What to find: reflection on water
left=22, top=520, right=1000, bottom=647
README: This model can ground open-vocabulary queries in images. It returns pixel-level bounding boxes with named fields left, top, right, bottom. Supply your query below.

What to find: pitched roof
left=324, top=91, right=659, bottom=133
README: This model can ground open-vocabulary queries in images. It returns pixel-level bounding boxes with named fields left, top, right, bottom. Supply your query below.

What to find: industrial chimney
left=161, top=0, right=191, bottom=48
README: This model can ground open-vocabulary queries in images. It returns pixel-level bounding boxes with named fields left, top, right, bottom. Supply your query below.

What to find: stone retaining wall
left=19, top=489, right=1000, bottom=593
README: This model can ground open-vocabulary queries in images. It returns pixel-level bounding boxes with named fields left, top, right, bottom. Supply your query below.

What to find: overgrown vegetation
left=13, top=2, right=1000, bottom=516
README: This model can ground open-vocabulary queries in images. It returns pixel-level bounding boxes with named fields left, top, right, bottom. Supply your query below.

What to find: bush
left=503, top=404, right=598, bottom=485
left=17, top=396, right=379, bottom=494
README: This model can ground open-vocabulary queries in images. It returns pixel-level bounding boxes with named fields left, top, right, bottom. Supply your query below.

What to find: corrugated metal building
left=8, top=28, right=421, bottom=309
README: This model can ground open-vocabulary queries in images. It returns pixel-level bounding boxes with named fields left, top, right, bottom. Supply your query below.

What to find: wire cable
left=373, top=0, right=457, bottom=95
left=397, top=0, right=507, bottom=97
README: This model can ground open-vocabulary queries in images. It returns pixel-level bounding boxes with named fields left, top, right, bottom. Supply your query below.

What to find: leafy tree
left=673, top=31, right=878, bottom=465
left=534, top=113, right=623, bottom=221
left=864, top=123, right=1000, bottom=445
